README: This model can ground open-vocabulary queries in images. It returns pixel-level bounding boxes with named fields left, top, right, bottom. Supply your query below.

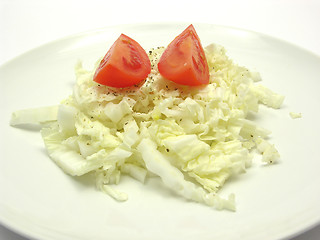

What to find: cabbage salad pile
left=11, top=44, right=284, bottom=211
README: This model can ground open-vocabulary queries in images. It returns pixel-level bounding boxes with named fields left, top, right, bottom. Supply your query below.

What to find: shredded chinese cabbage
left=10, top=43, right=284, bottom=210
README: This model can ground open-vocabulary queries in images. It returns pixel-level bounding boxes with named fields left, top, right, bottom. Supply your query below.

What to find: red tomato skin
left=94, top=34, right=151, bottom=88
left=158, top=24, right=209, bottom=86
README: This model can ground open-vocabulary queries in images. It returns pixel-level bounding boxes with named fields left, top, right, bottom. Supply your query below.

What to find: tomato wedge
left=93, top=34, right=151, bottom=88
left=158, top=24, right=209, bottom=86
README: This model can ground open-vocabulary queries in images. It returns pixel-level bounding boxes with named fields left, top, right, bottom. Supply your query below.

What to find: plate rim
left=1, top=21, right=320, bottom=70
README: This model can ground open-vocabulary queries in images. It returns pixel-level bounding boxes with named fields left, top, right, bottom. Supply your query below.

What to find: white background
left=0, top=0, right=319, bottom=239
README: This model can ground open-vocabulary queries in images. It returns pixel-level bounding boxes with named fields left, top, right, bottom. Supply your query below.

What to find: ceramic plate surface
left=1, top=23, right=320, bottom=240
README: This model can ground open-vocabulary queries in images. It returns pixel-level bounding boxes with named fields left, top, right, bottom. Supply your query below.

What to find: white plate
left=1, top=23, right=320, bottom=240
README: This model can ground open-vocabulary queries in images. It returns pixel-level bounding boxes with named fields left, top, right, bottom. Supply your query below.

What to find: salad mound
left=10, top=43, right=284, bottom=211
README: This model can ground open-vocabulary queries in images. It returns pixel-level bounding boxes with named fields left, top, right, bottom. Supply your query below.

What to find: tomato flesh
left=158, top=24, right=209, bottom=86
left=94, top=34, right=151, bottom=88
